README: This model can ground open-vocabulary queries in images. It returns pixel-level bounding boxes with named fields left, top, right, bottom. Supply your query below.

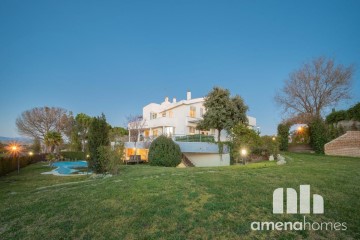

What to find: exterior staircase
left=288, top=144, right=314, bottom=153
left=181, top=154, right=195, bottom=167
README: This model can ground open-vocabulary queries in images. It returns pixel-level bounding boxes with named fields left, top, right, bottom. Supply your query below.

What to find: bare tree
left=127, top=115, right=147, bottom=157
left=275, top=57, right=354, bottom=120
left=16, top=107, right=72, bottom=142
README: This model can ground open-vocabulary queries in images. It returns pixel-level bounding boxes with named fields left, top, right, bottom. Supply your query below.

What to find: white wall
left=184, top=153, right=230, bottom=167
left=139, top=93, right=256, bottom=139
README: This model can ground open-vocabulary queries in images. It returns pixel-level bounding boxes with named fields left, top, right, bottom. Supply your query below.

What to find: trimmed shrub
left=148, top=136, right=182, bottom=167
left=309, top=118, right=329, bottom=154
left=277, top=123, right=290, bottom=151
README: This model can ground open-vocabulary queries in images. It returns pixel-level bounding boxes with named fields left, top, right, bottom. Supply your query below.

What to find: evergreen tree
left=197, top=87, right=248, bottom=142
left=87, top=114, right=110, bottom=173
left=277, top=123, right=290, bottom=151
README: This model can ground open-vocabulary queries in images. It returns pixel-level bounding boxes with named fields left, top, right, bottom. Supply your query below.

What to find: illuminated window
left=190, top=106, right=196, bottom=118
left=153, top=129, right=158, bottom=136
left=144, top=130, right=149, bottom=137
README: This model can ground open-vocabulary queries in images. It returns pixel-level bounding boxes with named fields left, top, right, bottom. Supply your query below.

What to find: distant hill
left=0, top=136, right=32, bottom=144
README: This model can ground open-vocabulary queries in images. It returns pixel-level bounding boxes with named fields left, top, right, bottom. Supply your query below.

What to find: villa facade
left=125, top=91, right=257, bottom=167
left=129, top=91, right=256, bottom=141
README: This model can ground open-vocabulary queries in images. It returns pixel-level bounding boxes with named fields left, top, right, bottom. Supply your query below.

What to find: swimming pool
left=42, top=161, right=89, bottom=176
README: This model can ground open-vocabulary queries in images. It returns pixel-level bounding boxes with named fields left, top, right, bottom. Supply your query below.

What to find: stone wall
left=324, top=131, right=360, bottom=157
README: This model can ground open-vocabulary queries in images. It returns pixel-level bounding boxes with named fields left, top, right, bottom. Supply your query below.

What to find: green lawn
left=0, top=153, right=359, bottom=239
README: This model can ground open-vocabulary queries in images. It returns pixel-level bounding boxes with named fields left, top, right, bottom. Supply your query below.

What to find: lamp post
left=6, top=143, right=22, bottom=174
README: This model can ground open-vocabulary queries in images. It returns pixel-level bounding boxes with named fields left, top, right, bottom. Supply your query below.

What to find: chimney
left=173, top=97, right=177, bottom=103
left=187, top=90, right=191, bottom=100
left=165, top=96, right=169, bottom=103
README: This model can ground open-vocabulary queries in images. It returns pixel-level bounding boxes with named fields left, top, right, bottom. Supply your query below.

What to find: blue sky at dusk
left=1, top=0, right=359, bottom=137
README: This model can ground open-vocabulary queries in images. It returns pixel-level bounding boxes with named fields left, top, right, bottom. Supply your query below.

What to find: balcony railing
left=173, top=134, right=215, bottom=143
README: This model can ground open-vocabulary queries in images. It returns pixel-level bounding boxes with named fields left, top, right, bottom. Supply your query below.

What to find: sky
left=0, top=0, right=359, bottom=138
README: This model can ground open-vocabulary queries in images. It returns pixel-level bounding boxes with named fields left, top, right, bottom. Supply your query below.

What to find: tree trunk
left=217, top=129, right=221, bottom=142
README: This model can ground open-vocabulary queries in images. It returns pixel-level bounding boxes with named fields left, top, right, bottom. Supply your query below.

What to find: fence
left=0, top=154, right=47, bottom=176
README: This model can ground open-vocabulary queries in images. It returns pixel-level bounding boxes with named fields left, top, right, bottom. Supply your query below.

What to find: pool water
left=43, top=161, right=88, bottom=176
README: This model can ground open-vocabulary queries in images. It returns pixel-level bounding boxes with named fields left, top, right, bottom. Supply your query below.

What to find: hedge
left=0, top=154, right=46, bottom=176
left=309, top=118, right=329, bottom=154
left=277, top=123, right=290, bottom=151
left=61, top=151, right=86, bottom=160
left=326, top=102, right=360, bottom=124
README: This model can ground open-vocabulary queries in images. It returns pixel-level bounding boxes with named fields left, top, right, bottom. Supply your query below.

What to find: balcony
left=186, top=116, right=201, bottom=125
left=146, top=117, right=176, bottom=128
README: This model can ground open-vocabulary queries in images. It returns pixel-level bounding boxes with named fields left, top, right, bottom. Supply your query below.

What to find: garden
left=0, top=152, right=359, bottom=239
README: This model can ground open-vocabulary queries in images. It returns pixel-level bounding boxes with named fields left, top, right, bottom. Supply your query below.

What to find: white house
left=129, top=91, right=256, bottom=140
left=125, top=91, right=257, bottom=167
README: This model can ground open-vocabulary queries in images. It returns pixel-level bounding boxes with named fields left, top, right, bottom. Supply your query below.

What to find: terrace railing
left=173, top=134, right=216, bottom=143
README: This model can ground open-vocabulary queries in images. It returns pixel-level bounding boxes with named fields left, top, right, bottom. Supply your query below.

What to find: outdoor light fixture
left=28, top=151, right=34, bottom=156
left=6, top=142, right=22, bottom=174
left=240, top=149, right=247, bottom=165
left=272, top=137, right=276, bottom=141
left=6, top=143, right=21, bottom=156
left=86, top=154, right=90, bottom=158
left=297, top=126, right=303, bottom=132
left=241, top=149, right=247, bottom=156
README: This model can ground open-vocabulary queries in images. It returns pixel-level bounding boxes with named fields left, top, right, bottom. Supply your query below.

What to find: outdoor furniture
left=126, top=155, right=142, bottom=164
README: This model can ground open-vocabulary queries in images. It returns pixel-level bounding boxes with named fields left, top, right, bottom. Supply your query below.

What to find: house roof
left=144, top=97, right=205, bottom=113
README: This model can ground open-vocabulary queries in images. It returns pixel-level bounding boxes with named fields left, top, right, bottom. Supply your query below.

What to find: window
left=168, top=110, right=173, bottom=118
left=190, top=106, right=196, bottom=118
left=162, top=112, right=166, bottom=117
left=144, top=130, right=149, bottom=137
left=150, top=112, right=157, bottom=120
left=164, top=127, right=174, bottom=136
left=189, top=126, right=195, bottom=134
left=200, top=108, right=204, bottom=117
left=153, top=129, right=158, bottom=137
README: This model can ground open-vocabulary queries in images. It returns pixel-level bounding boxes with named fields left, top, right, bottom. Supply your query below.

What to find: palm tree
left=44, top=131, right=63, bottom=153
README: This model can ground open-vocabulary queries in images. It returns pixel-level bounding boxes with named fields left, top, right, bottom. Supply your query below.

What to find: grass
left=0, top=153, right=359, bottom=239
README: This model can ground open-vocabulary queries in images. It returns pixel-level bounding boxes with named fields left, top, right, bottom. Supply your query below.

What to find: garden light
left=28, top=151, right=34, bottom=156
left=6, top=143, right=22, bottom=157
left=241, top=149, right=247, bottom=156
left=5, top=142, right=23, bottom=174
